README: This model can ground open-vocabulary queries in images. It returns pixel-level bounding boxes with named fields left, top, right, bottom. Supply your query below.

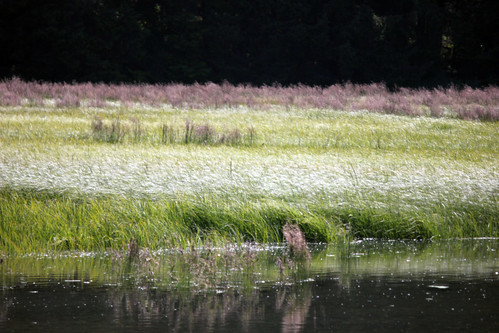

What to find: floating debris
left=428, top=285, right=450, bottom=290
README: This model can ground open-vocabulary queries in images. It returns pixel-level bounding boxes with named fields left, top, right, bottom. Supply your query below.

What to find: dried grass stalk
left=283, top=223, right=311, bottom=260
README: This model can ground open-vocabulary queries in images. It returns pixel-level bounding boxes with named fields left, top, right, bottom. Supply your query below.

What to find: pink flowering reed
left=0, top=77, right=497, bottom=120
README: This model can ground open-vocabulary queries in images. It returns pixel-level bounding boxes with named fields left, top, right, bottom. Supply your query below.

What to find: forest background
left=1, top=0, right=498, bottom=87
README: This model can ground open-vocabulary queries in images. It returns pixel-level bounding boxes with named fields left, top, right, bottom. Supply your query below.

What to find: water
left=1, top=239, right=498, bottom=332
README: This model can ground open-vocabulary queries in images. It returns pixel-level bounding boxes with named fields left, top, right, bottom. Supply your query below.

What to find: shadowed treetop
left=0, top=0, right=497, bottom=87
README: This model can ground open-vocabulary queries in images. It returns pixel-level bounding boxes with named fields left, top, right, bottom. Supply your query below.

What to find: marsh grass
left=91, top=117, right=127, bottom=143
left=0, top=82, right=498, bottom=254
left=0, top=186, right=496, bottom=254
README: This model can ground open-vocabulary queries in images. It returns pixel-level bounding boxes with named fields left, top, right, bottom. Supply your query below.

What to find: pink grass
left=1, top=77, right=497, bottom=121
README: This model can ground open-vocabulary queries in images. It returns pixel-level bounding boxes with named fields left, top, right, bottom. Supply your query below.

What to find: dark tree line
left=1, top=0, right=497, bottom=87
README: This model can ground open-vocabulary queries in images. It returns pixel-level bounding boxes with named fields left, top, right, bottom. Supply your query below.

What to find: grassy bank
left=0, top=187, right=497, bottom=253
left=0, top=82, right=498, bottom=253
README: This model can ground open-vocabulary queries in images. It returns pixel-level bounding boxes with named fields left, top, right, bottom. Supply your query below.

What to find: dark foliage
left=0, top=0, right=497, bottom=87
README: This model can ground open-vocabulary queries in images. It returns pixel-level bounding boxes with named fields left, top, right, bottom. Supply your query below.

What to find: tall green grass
left=0, top=187, right=497, bottom=253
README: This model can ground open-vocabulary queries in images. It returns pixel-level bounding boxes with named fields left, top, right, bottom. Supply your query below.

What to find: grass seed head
left=283, top=223, right=311, bottom=260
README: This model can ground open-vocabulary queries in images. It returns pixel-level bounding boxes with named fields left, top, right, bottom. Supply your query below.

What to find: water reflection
left=1, top=239, right=498, bottom=332
left=280, top=284, right=312, bottom=333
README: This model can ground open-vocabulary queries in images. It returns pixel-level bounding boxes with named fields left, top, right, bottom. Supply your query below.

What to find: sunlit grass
left=0, top=101, right=498, bottom=253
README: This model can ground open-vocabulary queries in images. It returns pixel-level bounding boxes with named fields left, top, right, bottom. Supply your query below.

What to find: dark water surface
left=1, top=239, right=498, bottom=332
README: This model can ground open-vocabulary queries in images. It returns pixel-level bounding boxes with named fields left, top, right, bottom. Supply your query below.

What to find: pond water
left=1, top=239, right=498, bottom=332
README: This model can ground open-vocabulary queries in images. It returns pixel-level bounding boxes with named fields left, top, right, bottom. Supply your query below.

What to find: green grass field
left=1, top=99, right=498, bottom=253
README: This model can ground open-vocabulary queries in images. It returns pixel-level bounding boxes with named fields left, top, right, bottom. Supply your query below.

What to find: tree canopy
left=1, top=0, right=497, bottom=86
